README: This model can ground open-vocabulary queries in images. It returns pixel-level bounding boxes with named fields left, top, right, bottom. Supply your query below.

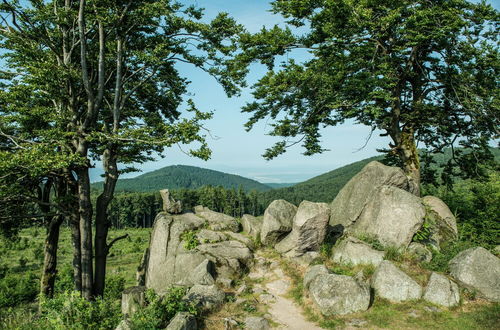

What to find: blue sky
left=92, top=0, right=392, bottom=183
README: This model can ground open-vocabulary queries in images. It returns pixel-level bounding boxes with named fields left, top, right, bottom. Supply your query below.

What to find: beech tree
left=0, top=0, right=244, bottom=299
left=239, top=0, right=499, bottom=194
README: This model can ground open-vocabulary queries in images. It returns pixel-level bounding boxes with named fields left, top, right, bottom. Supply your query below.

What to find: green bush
left=423, top=240, right=476, bottom=273
left=104, top=275, right=125, bottom=301
left=0, top=271, right=39, bottom=308
left=40, top=291, right=121, bottom=330
left=130, top=287, right=197, bottom=329
left=180, top=231, right=199, bottom=250
left=55, top=265, right=75, bottom=294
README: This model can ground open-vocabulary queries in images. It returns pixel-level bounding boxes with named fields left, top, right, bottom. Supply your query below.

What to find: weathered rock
left=196, top=229, right=226, bottom=243
left=189, top=259, right=215, bottom=286
left=303, top=264, right=330, bottom=290
left=331, top=236, right=385, bottom=266
left=196, top=240, right=253, bottom=279
left=194, top=206, right=240, bottom=232
left=371, top=261, right=422, bottom=302
left=224, top=231, right=255, bottom=250
left=244, top=316, right=270, bottom=330
left=494, top=245, right=500, bottom=256
left=329, top=161, right=417, bottom=232
left=184, top=284, right=225, bottom=311
left=423, top=272, right=460, bottom=307
left=349, top=185, right=425, bottom=248
left=275, top=201, right=330, bottom=257
left=166, top=312, right=197, bottom=330
left=136, top=248, right=149, bottom=286
left=449, top=247, right=500, bottom=302
left=408, top=242, right=433, bottom=263
left=291, top=251, right=321, bottom=266
left=309, top=273, right=371, bottom=316
left=260, top=200, right=297, bottom=245
left=160, top=189, right=183, bottom=214
left=115, top=320, right=132, bottom=330
left=121, top=286, right=146, bottom=316
left=422, top=196, right=458, bottom=249
left=241, top=214, right=262, bottom=240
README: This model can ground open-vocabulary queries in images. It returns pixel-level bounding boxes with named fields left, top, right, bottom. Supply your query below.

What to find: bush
left=180, top=231, right=199, bottom=250
left=0, top=271, right=39, bottom=308
left=423, top=240, right=476, bottom=273
left=55, top=265, right=75, bottom=294
left=40, top=291, right=121, bottom=330
left=130, top=287, right=197, bottom=329
left=104, top=275, right=125, bottom=301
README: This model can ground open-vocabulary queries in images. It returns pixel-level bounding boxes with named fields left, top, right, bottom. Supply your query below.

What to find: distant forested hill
left=263, top=183, right=297, bottom=189
left=92, top=165, right=273, bottom=192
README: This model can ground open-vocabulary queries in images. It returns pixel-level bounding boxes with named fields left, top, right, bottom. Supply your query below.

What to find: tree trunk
left=94, top=147, right=118, bottom=297
left=71, top=213, right=82, bottom=292
left=40, top=215, right=64, bottom=298
left=78, top=167, right=94, bottom=300
left=397, top=128, right=421, bottom=196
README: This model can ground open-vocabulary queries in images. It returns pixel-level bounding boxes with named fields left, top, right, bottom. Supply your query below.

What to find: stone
left=196, top=240, right=252, bottom=263
left=260, top=200, right=297, bottom=245
left=329, top=161, right=417, bottom=232
left=224, top=318, right=238, bottom=330
left=291, top=251, right=321, bottom=266
left=136, top=248, right=149, bottom=286
left=408, top=242, right=433, bottom=263
left=303, top=264, right=330, bottom=290
left=275, top=201, right=330, bottom=257
left=449, top=247, right=500, bottom=302
left=494, top=245, right=500, bottom=256
left=236, top=284, right=247, bottom=295
left=241, top=214, right=262, bottom=240
left=184, top=284, right=225, bottom=312
left=115, top=320, right=132, bottom=330
left=371, top=261, right=422, bottom=302
left=245, top=316, right=270, bottom=330
left=166, top=312, right=197, bottom=330
left=349, top=185, right=425, bottom=248
left=331, top=236, right=386, bottom=266
left=423, top=272, right=460, bottom=307
left=196, top=229, right=226, bottom=243
left=194, top=205, right=240, bottom=232
left=160, top=189, right=183, bottom=214
left=121, top=286, right=146, bottom=316
left=309, top=273, right=371, bottom=316
left=422, top=196, right=458, bottom=249
left=189, top=259, right=215, bottom=286
left=224, top=231, right=255, bottom=250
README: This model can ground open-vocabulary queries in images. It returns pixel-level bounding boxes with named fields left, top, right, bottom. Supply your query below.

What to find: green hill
left=92, top=165, right=273, bottom=192
left=263, top=183, right=297, bottom=189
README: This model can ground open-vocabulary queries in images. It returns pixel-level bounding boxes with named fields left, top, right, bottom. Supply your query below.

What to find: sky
left=91, top=0, right=392, bottom=183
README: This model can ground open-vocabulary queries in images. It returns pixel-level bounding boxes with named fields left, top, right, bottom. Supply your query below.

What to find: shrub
left=423, top=240, right=475, bottom=273
left=55, top=265, right=75, bottom=294
left=0, top=271, right=39, bottom=308
left=180, top=231, right=199, bottom=250
left=104, top=275, right=125, bottom=301
left=18, top=256, right=28, bottom=268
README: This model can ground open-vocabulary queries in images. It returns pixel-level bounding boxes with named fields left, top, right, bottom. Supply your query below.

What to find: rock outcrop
left=121, top=286, right=146, bottom=316
left=303, top=264, right=330, bottom=290
left=407, top=242, right=432, bottom=263
left=422, top=196, right=458, bottom=249
left=166, top=312, right=197, bottom=330
left=329, top=161, right=417, bottom=232
left=260, top=200, right=297, bottom=245
left=423, top=272, right=460, bottom=307
left=309, top=273, right=371, bottom=316
left=449, top=247, right=500, bottom=302
left=160, top=189, right=183, bottom=214
left=194, top=206, right=240, bottom=232
left=275, top=201, right=330, bottom=257
left=331, top=236, right=385, bottom=266
left=184, top=284, right=225, bottom=312
left=371, top=261, right=422, bottom=302
left=241, top=214, right=262, bottom=240
left=244, top=316, right=270, bottom=330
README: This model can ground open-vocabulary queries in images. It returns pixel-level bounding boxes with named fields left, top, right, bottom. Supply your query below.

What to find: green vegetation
left=181, top=231, right=200, bottom=250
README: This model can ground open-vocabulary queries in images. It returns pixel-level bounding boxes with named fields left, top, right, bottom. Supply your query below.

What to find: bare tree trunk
left=40, top=215, right=64, bottom=298
left=77, top=166, right=94, bottom=300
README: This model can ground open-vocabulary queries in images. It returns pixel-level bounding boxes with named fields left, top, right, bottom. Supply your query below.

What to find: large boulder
left=448, top=247, right=500, bottom=302
left=303, top=264, right=330, bottom=290
left=422, top=196, right=458, bottom=249
left=166, top=312, right=197, bottom=330
left=260, top=200, right=297, bottom=245
left=121, top=286, right=146, bottom=316
left=160, top=189, right=182, bottom=214
left=275, top=201, right=330, bottom=257
left=348, top=185, right=425, bottom=248
left=329, top=161, right=417, bottom=232
left=241, top=214, right=262, bottom=240
left=331, top=236, right=385, bottom=267
left=423, top=272, right=460, bottom=307
left=309, top=273, right=371, bottom=316
left=371, top=261, right=422, bottom=302
left=184, top=284, right=225, bottom=312
left=194, top=206, right=240, bottom=232
left=189, top=259, right=215, bottom=286
left=244, top=317, right=270, bottom=330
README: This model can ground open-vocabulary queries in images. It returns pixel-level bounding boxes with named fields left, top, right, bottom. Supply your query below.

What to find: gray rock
left=331, top=236, right=386, bottom=266
left=166, top=312, right=197, bottom=330
left=241, top=214, right=262, bottom=240
left=245, top=316, right=270, bottom=330
left=196, top=229, right=226, bottom=243
left=329, top=161, right=417, bottom=231
left=260, top=200, right=297, bottom=245
left=309, top=273, right=371, bottom=316
left=194, top=206, right=240, bottom=232
left=115, top=320, right=132, bottom=330
left=408, top=242, right=433, bottom=263
left=136, top=248, right=149, bottom=286
left=160, top=189, right=183, bottom=214
left=224, top=318, right=238, bottom=330
left=303, top=264, right=330, bottom=290
left=371, top=261, right=422, bottom=302
left=184, top=284, right=225, bottom=311
left=275, top=201, right=330, bottom=257
left=349, top=185, right=425, bottom=248
left=423, top=272, right=460, bottom=307
left=189, top=259, right=215, bottom=286
left=121, top=286, right=146, bottom=316
left=449, top=247, right=500, bottom=302
left=196, top=240, right=252, bottom=279
left=291, top=251, right=321, bottom=266
left=224, top=231, right=255, bottom=250
left=422, top=196, right=458, bottom=249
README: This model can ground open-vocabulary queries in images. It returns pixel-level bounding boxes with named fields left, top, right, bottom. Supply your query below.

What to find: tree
left=238, top=0, right=499, bottom=194
left=1, top=0, right=244, bottom=299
